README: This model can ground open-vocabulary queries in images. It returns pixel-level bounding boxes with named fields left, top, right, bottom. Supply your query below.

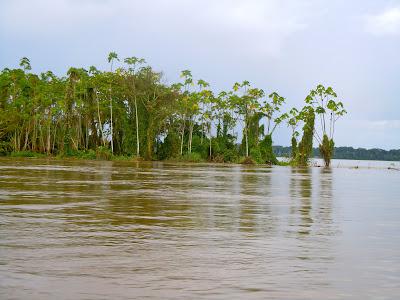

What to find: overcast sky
left=1, top=0, right=399, bottom=149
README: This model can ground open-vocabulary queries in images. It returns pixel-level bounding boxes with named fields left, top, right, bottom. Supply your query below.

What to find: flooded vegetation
left=1, top=158, right=399, bottom=299
left=0, top=57, right=345, bottom=167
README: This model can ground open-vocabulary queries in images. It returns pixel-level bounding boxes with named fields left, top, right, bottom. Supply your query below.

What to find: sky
left=0, top=0, right=399, bottom=150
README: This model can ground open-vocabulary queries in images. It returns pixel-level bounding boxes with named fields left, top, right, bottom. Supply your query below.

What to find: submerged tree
left=305, top=85, right=346, bottom=166
left=287, top=108, right=300, bottom=159
left=259, top=92, right=287, bottom=164
left=296, top=106, right=315, bottom=166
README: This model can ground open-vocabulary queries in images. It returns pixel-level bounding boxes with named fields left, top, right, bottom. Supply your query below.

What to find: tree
left=124, top=56, right=146, bottom=157
left=19, top=57, right=32, bottom=71
left=203, top=91, right=216, bottom=159
left=138, top=66, right=175, bottom=160
left=177, top=70, right=193, bottom=156
left=0, top=56, right=349, bottom=166
left=287, top=108, right=300, bottom=159
left=259, top=92, right=287, bottom=164
left=231, top=81, right=259, bottom=157
left=296, top=106, right=315, bottom=166
left=196, top=79, right=210, bottom=146
left=107, top=51, right=119, bottom=154
left=305, top=84, right=346, bottom=166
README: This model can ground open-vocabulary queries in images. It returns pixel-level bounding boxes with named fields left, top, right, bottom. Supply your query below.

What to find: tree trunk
left=180, top=125, right=185, bottom=156
left=201, top=116, right=204, bottom=145
left=134, top=96, right=140, bottom=157
left=145, top=118, right=154, bottom=160
left=47, top=121, right=51, bottom=154
left=96, top=91, right=105, bottom=146
left=110, top=94, right=113, bottom=154
left=188, top=120, right=193, bottom=154
left=209, top=133, right=212, bottom=159
left=245, top=125, right=249, bottom=157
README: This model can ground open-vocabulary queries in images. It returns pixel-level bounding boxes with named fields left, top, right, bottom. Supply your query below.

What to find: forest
left=0, top=54, right=346, bottom=166
left=274, top=146, right=400, bottom=162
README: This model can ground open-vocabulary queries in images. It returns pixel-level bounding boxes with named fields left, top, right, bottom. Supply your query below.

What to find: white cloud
left=365, top=7, right=400, bottom=36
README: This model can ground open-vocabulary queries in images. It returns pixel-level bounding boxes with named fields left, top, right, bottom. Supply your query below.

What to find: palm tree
left=124, top=56, right=146, bottom=157
left=19, top=57, right=32, bottom=71
left=107, top=51, right=119, bottom=154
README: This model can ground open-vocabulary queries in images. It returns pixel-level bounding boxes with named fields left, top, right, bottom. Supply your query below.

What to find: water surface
left=0, top=158, right=399, bottom=299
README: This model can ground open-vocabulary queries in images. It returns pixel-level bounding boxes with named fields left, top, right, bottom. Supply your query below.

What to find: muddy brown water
left=0, top=158, right=399, bottom=299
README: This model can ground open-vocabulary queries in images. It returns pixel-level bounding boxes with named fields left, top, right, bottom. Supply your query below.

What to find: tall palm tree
left=124, top=56, right=146, bottom=157
left=19, top=57, right=32, bottom=71
left=107, top=51, right=119, bottom=154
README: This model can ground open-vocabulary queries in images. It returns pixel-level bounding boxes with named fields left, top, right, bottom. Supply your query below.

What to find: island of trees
left=0, top=54, right=347, bottom=166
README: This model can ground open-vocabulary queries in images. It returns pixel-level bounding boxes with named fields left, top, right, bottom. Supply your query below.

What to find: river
left=0, top=158, right=399, bottom=299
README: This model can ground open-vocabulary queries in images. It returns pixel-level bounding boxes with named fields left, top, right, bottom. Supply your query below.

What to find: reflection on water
left=0, top=158, right=399, bottom=299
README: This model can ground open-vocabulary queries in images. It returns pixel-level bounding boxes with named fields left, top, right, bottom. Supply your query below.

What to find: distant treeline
left=274, top=146, right=400, bottom=161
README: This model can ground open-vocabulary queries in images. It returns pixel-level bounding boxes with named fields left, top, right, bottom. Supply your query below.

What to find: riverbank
left=2, top=150, right=279, bottom=166
left=1, top=152, right=399, bottom=171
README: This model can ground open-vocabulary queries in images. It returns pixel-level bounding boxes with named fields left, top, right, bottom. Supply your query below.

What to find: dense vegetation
left=274, top=146, right=400, bottom=162
left=0, top=54, right=346, bottom=165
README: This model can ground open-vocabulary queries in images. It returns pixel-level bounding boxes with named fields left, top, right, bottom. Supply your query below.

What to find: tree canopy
left=0, top=55, right=347, bottom=165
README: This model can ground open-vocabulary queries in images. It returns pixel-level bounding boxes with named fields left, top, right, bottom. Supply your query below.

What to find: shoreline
left=0, top=154, right=399, bottom=171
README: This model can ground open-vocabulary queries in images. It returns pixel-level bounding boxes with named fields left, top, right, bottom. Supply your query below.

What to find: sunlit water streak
left=0, top=158, right=399, bottom=299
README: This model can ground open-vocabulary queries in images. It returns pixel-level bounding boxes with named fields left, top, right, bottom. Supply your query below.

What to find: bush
left=79, top=149, right=97, bottom=160
left=158, top=132, right=181, bottom=160
left=96, top=146, right=112, bottom=160
left=319, top=134, right=334, bottom=167
left=250, top=148, right=263, bottom=164
left=259, top=134, right=278, bottom=164
left=240, top=156, right=255, bottom=165
left=57, top=149, right=97, bottom=160
left=0, top=141, right=12, bottom=156
left=223, top=149, right=239, bottom=163
left=212, top=154, right=225, bottom=163
left=112, top=155, right=139, bottom=161
left=191, top=136, right=210, bottom=159
left=180, top=152, right=203, bottom=162
left=10, top=151, right=46, bottom=158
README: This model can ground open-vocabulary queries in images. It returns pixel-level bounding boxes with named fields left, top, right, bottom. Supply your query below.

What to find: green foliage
left=319, top=134, right=334, bottom=166
left=250, top=148, right=263, bottom=164
left=296, top=107, right=315, bottom=166
left=10, top=151, right=46, bottom=158
left=158, top=132, right=181, bottom=160
left=57, top=149, right=98, bottom=160
left=291, top=136, right=297, bottom=159
left=96, top=146, right=112, bottom=160
left=180, top=152, right=204, bottom=162
left=305, top=84, right=346, bottom=165
left=259, top=134, right=278, bottom=164
left=0, top=141, right=12, bottom=156
left=111, top=155, right=139, bottom=161
left=78, top=150, right=97, bottom=160
left=240, top=156, right=256, bottom=165
left=221, top=148, right=239, bottom=163
left=0, top=56, right=347, bottom=165
left=274, top=145, right=400, bottom=162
